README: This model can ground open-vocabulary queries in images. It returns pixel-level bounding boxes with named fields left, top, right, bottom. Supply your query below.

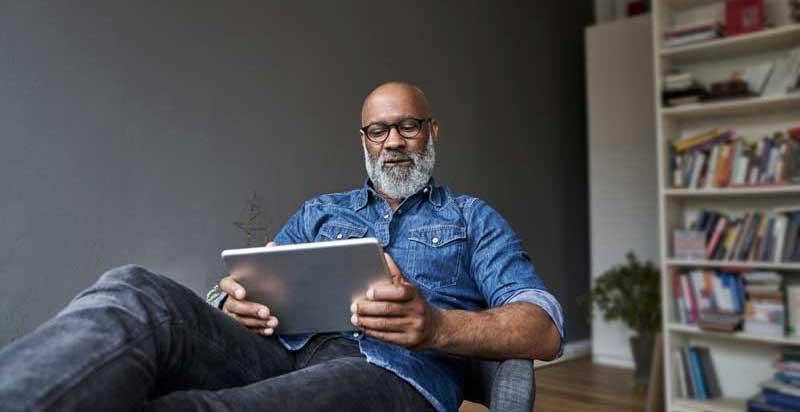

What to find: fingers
left=220, top=276, right=246, bottom=300
left=247, top=323, right=277, bottom=336
left=224, top=297, right=271, bottom=319
left=236, top=315, right=279, bottom=329
left=350, top=299, right=405, bottom=317
left=350, top=315, right=410, bottom=332
left=367, top=283, right=415, bottom=302
left=383, top=253, right=404, bottom=284
left=266, top=241, right=277, bottom=247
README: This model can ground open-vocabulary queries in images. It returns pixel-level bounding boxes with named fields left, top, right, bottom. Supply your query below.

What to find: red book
left=672, top=271, right=685, bottom=323
left=725, top=0, right=764, bottom=36
left=706, top=217, right=729, bottom=258
left=681, top=274, right=700, bottom=324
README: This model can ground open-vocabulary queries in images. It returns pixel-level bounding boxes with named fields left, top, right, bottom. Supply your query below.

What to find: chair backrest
left=463, top=358, right=535, bottom=412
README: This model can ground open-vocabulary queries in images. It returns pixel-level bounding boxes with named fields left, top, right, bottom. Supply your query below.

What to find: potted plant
left=233, top=191, right=272, bottom=247
left=583, top=252, right=661, bottom=385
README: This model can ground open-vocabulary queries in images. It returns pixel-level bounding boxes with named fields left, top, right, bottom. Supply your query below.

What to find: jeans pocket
left=408, top=225, right=466, bottom=290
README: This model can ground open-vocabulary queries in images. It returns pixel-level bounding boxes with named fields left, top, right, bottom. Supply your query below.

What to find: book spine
left=688, top=347, right=708, bottom=400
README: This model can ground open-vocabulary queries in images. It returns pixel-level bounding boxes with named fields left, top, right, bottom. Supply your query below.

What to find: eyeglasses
left=360, top=117, right=431, bottom=143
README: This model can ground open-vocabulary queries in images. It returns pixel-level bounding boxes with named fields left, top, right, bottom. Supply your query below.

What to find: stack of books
left=672, top=346, right=722, bottom=401
left=663, top=20, right=724, bottom=48
left=748, top=348, right=800, bottom=411
left=743, top=271, right=786, bottom=337
left=671, top=128, right=800, bottom=189
left=673, top=269, right=745, bottom=331
left=662, top=73, right=709, bottom=107
left=683, top=208, right=800, bottom=262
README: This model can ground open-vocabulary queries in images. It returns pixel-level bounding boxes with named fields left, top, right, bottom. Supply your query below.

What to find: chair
left=463, top=359, right=536, bottom=412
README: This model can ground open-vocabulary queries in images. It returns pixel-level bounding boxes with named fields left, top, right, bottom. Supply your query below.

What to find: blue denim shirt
left=271, top=179, right=564, bottom=412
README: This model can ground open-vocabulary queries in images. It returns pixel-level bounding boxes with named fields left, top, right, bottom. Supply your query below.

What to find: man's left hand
left=350, top=254, right=444, bottom=351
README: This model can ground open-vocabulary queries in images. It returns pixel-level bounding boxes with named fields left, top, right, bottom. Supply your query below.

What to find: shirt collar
left=351, top=177, right=441, bottom=210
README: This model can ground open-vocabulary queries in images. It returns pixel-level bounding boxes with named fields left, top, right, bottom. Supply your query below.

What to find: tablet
left=221, top=238, right=391, bottom=334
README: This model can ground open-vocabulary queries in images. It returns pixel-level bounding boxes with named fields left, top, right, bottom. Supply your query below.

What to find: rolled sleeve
left=504, top=288, right=565, bottom=358
left=466, top=198, right=565, bottom=358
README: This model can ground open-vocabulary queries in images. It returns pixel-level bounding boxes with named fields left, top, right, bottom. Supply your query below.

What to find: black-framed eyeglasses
left=360, top=117, right=431, bottom=143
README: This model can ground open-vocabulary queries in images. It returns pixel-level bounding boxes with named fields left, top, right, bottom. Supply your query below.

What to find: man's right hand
left=220, top=241, right=280, bottom=335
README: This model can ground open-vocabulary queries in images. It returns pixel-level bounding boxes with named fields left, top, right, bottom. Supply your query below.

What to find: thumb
left=266, top=241, right=277, bottom=247
left=383, top=253, right=407, bottom=285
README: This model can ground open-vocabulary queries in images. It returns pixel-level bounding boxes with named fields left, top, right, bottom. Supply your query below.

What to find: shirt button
left=353, top=332, right=360, bottom=338
left=336, top=234, right=343, bottom=239
left=432, top=237, right=439, bottom=244
left=423, top=187, right=429, bottom=193
left=383, top=214, right=389, bottom=219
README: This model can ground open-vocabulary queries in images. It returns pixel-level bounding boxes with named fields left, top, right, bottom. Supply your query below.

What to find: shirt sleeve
left=504, top=288, right=565, bottom=357
left=466, top=198, right=565, bottom=356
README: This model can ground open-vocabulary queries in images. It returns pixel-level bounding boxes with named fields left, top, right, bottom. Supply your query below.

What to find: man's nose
left=383, top=126, right=406, bottom=150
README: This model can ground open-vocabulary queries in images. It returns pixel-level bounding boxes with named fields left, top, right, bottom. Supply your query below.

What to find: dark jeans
left=0, top=265, right=433, bottom=412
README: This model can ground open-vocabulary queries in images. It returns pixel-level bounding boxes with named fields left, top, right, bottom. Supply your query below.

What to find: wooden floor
left=460, top=356, right=646, bottom=412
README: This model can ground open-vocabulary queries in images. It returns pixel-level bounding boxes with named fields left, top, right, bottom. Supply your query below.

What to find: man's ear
left=430, top=118, right=439, bottom=143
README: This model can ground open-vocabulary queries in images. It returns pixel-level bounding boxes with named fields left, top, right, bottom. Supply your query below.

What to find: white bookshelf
left=665, top=259, right=800, bottom=271
left=669, top=323, right=800, bottom=346
left=660, top=24, right=800, bottom=62
left=659, top=93, right=800, bottom=120
left=664, top=185, right=800, bottom=197
left=653, top=1, right=800, bottom=411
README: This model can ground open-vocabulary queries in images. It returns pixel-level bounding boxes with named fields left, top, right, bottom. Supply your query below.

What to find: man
left=0, top=82, right=563, bottom=412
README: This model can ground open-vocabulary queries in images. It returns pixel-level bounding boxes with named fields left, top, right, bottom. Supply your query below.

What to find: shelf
left=664, top=259, right=800, bottom=271
left=664, top=185, right=800, bottom=197
left=670, top=397, right=745, bottom=412
left=660, top=0, right=722, bottom=10
left=660, top=93, right=800, bottom=120
left=660, top=24, right=800, bottom=63
left=669, top=323, right=800, bottom=346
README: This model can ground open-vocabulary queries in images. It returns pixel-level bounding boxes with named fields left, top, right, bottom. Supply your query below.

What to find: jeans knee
left=98, top=264, right=160, bottom=288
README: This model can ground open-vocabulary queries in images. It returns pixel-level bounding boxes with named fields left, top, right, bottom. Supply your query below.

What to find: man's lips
left=383, top=159, right=412, bottom=167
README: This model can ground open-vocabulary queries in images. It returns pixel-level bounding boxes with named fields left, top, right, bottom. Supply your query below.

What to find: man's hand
left=220, top=241, right=280, bottom=335
left=350, top=254, right=443, bottom=350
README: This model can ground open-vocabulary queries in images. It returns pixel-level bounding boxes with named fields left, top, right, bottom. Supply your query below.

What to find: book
left=762, top=380, right=800, bottom=398
left=671, top=127, right=799, bottom=189
left=688, top=347, right=707, bottom=399
left=681, top=348, right=696, bottom=398
left=674, top=349, right=688, bottom=398
left=788, top=285, right=800, bottom=336
left=696, top=347, right=721, bottom=399
left=664, top=29, right=722, bottom=47
left=664, top=21, right=722, bottom=38
left=748, top=392, right=800, bottom=412
left=725, top=0, right=764, bottom=36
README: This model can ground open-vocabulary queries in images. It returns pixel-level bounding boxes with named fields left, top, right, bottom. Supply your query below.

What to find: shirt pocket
left=408, top=225, right=466, bottom=290
left=315, top=222, right=368, bottom=242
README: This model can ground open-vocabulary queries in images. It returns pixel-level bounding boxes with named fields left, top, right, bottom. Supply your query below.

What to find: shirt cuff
left=503, top=288, right=565, bottom=358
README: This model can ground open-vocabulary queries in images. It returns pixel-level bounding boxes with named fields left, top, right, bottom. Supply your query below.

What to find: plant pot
left=630, top=334, right=654, bottom=385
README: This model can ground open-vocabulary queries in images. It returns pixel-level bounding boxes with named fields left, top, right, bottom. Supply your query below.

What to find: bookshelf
left=664, top=185, right=800, bottom=197
left=659, top=93, right=800, bottom=119
left=653, top=1, right=800, bottom=411
left=660, top=24, right=800, bottom=62
left=665, top=259, right=800, bottom=271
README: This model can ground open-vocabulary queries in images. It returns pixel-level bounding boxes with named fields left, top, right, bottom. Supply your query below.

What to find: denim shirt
left=263, top=179, right=563, bottom=412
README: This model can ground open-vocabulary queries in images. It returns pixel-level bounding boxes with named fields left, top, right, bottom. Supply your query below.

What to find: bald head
left=361, top=82, right=431, bottom=127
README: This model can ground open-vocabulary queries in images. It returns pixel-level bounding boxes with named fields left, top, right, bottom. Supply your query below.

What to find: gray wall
left=0, top=1, right=593, bottom=346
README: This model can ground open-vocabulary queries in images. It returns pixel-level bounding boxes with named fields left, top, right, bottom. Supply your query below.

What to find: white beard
left=363, top=134, right=436, bottom=200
